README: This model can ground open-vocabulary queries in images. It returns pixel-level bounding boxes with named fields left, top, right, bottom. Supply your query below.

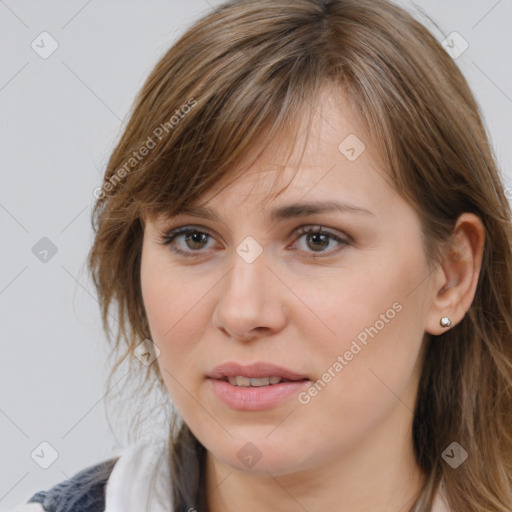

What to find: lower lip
left=208, top=378, right=310, bottom=411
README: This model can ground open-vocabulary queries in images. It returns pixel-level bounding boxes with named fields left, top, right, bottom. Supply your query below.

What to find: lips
left=207, top=363, right=310, bottom=410
left=208, top=362, right=309, bottom=382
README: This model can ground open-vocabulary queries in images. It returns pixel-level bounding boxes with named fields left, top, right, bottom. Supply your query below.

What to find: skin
left=140, top=86, right=485, bottom=512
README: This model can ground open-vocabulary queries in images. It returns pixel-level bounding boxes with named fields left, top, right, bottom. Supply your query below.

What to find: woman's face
left=140, top=89, right=437, bottom=477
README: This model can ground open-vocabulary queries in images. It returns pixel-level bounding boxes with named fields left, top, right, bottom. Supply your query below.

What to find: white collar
left=432, top=479, right=451, bottom=512
left=104, top=438, right=173, bottom=512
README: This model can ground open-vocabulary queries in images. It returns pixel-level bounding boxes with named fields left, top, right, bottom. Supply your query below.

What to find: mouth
left=208, top=361, right=309, bottom=381
left=207, top=362, right=311, bottom=410
left=221, top=376, right=304, bottom=387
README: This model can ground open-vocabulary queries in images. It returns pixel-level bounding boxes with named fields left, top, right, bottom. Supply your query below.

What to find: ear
left=425, top=213, right=485, bottom=335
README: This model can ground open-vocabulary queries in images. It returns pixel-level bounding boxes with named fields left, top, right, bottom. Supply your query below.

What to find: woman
left=14, top=0, right=512, bottom=510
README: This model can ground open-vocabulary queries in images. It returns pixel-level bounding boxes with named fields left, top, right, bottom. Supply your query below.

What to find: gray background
left=1, top=0, right=511, bottom=509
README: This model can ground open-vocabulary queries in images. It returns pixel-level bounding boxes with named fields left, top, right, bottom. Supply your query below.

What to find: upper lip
left=208, top=362, right=309, bottom=381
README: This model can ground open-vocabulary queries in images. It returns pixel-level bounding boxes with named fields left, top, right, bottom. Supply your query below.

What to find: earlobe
left=425, top=213, right=485, bottom=336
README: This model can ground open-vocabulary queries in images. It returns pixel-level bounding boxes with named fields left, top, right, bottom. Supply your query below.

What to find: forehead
left=194, top=86, right=391, bottom=213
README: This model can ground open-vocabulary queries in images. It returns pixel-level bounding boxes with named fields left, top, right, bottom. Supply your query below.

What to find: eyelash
left=157, top=225, right=350, bottom=258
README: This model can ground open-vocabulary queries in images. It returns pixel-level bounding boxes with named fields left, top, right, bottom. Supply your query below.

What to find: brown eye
left=305, top=231, right=330, bottom=252
left=292, top=226, right=350, bottom=256
left=183, top=231, right=209, bottom=250
left=159, top=226, right=214, bottom=256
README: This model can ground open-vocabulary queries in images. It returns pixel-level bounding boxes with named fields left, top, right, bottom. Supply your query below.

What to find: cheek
left=140, top=250, right=192, bottom=369
left=290, top=243, right=427, bottom=357
left=140, top=248, right=216, bottom=400
left=141, top=243, right=200, bottom=341
left=141, top=267, right=200, bottom=410
left=292, top=248, right=428, bottom=440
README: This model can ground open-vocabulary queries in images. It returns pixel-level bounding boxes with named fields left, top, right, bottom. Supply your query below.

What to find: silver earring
left=440, top=317, right=452, bottom=328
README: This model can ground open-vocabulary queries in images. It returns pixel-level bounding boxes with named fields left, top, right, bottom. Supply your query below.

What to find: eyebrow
left=177, top=200, right=374, bottom=223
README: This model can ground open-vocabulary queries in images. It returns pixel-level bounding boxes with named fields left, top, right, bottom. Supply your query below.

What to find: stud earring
left=440, top=317, right=452, bottom=328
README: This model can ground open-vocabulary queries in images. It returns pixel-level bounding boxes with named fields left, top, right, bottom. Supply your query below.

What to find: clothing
left=11, top=438, right=450, bottom=512
left=11, top=438, right=172, bottom=512
left=432, top=481, right=450, bottom=512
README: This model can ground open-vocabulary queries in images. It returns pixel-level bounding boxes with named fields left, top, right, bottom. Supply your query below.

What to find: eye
left=290, top=225, right=350, bottom=256
left=157, top=224, right=350, bottom=258
left=158, top=226, right=216, bottom=256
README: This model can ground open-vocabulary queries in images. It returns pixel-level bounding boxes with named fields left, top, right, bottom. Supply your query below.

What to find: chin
left=205, top=434, right=313, bottom=477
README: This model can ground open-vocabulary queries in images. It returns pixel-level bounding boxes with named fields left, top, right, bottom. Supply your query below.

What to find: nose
left=211, top=247, right=288, bottom=342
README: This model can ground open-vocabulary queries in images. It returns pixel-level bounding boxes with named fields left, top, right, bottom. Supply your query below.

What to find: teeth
left=227, top=376, right=284, bottom=387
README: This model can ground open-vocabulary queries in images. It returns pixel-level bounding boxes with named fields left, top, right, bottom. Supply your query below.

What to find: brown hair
left=87, top=0, right=512, bottom=510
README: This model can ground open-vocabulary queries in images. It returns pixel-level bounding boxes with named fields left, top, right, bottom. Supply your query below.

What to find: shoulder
left=9, top=456, right=119, bottom=512
left=10, top=439, right=172, bottom=512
